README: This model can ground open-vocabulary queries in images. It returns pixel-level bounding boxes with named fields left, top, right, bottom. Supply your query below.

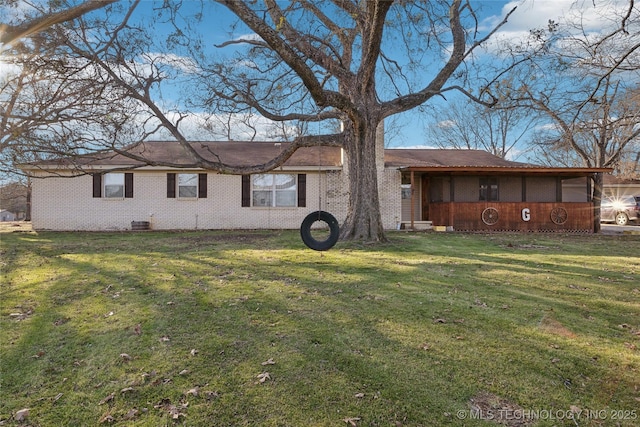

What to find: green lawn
left=1, top=230, right=639, bottom=426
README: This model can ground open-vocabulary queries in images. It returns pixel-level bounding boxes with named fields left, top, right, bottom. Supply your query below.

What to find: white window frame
left=178, top=173, right=198, bottom=199
left=104, top=173, right=125, bottom=199
left=252, top=174, right=297, bottom=207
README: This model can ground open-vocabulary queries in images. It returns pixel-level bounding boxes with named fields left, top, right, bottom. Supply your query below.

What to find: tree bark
left=339, top=121, right=386, bottom=242
left=0, top=0, right=117, bottom=45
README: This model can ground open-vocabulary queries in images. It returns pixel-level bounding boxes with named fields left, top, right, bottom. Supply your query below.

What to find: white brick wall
left=30, top=167, right=401, bottom=231
left=379, top=168, right=402, bottom=229
left=30, top=122, right=404, bottom=233
left=30, top=170, right=356, bottom=231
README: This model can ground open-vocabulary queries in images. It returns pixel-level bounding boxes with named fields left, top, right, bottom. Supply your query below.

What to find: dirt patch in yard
left=469, top=391, right=535, bottom=426
left=539, top=315, right=577, bottom=339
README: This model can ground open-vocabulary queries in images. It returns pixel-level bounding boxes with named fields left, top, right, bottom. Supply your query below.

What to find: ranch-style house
left=21, top=138, right=610, bottom=233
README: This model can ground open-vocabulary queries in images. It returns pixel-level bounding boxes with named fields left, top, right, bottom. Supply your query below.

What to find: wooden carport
left=400, top=164, right=612, bottom=233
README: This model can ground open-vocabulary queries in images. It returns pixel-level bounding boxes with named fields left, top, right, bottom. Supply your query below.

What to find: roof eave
left=399, top=166, right=613, bottom=176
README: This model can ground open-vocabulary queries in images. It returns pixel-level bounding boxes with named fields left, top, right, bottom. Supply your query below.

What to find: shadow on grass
left=1, top=231, right=639, bottom=426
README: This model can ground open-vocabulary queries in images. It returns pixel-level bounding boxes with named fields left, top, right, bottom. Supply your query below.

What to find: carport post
left=410, top=170, right=415, bottom=230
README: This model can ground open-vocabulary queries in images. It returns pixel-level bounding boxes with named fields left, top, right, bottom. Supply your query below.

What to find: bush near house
left=1, top=230, right=639, bottom=426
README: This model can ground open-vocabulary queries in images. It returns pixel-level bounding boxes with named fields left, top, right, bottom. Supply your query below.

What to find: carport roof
left=386, top=149, right=611, bottom=176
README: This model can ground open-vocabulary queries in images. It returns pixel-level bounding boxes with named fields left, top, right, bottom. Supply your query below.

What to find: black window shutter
left=167, top=173, right=176, bottom=198
left=297, top=174, right=306, bottom=207
left=198, top=173, right=207, bottom=198
left=241, top=175, right=251, bottom=207
left=124, top=173, right=134, bottom=198
left=92, top=173, right=102, bottom=198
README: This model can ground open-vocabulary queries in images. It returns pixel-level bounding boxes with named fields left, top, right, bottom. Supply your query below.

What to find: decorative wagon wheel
left=550, top=207, right=568, bottom=225
left=481, top=207, right=499, bottom=225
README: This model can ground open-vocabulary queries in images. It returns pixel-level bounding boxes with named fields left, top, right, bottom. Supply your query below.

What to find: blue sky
left=131, top=0, right=626, bottom=151
left=0, top=0, right=630, bottom=156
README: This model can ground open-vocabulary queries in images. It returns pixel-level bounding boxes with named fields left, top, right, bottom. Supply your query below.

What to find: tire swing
left=299, top=119, right=339, bottom=251
left=300, top=210, right=340, bottom=251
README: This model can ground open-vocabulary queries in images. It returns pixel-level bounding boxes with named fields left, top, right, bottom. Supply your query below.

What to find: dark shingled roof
left=21, top=141, right=611, bottom=176
left=384, top=148, right=534, bottom=168
left=31, top=141, right=343, bottom=168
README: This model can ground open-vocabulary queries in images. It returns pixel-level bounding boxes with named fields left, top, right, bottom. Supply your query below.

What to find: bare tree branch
left=0, top=0, right=117, bottom=45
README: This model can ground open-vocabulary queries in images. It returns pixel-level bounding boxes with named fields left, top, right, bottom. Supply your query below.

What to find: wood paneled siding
left=525, top=176, right=558, bottom=202
left=429, top=202, right=594, bottom=232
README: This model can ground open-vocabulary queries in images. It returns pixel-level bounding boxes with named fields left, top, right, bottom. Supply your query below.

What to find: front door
left=421, top=175, right=429, bottom=221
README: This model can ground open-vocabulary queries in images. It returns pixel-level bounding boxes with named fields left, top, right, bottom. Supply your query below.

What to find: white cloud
left=393, top=144, right=440, bottom=150
left=0, top=58, right=21, bottom=80
left=139, top=110, right=298, bottom=142
left=436, top=120, right=457, bottom=129
left=479, top=0, right=632, bottom=53
left=235, top=33, right=263, bottom=43
left=144, top=53, right=201, bottom=74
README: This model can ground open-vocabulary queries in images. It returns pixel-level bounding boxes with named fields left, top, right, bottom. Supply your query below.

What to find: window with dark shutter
left=125, top=173, right=134, bottom=198
left=297, top=174, right=306, bottom=207
left=198, top=173, right=207, bottom=198
left=167, top=173, right=176, bottom=198
left=93, top=174, right=102, bottom=198
left=241, top=175, right=250, bottom=207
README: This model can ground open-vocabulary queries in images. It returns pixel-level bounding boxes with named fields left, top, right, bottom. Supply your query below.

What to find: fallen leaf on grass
left=179, top=369, right=189, bottom=375
left=123, top=408, right=139, bottom=420
left=190, top=349, right=198, bottom=356
left=204, top=391, right=220, bottom=400
left=354, top=393, right=365, bottom=398
left=120, top=387, right=134, bottom=394
left=154, top=398, right=187, bottom=420
left=261, top=358, right=276, bottom=366
left=160, top=336, right=170, bottom=342
left=256, top=372, right=271, bottom=383
left=119, top=353, right=132, bottom=362
left=9, top=309, right=33, bottom=321
left=434, top=318, right=446, bottom=323
left=134, top=324, right=142, bottom=335
left=14, top=408, right=29, bottom=422
left=343, top=417, right=361, bottom=426
left=474, top=298, right=488, bottom=308
left=99, top=393, right=115, bottom=405
left=186, top=387, right=199, bottom=396
left=98, top=412, right=114, bottom=423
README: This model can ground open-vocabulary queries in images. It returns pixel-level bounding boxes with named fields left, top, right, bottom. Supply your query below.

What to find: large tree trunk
left=339, top=121, right=387, bottom=242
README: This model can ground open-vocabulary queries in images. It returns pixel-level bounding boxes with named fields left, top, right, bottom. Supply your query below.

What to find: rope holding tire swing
left=300, top=134, right=340, bottom=251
